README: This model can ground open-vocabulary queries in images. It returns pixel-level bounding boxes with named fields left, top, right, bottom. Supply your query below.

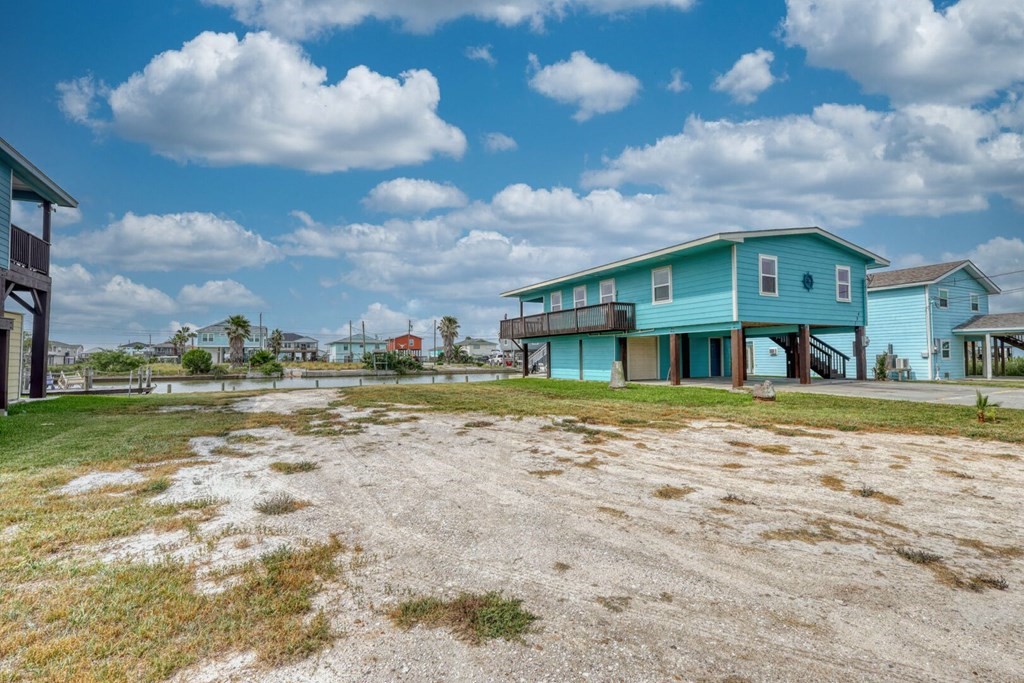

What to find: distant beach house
left=456, top=338, right=499, bottom=358
left=751, top=260, right=1020, bottom=380
left=48, top=340, right=84, bottom=366
left=1, top=137, right=78, bottom=413
left=279, top=333, right=319, bottom=361
left=500, top=227, right=888, bottom=386
left=196, top=319, right=268, bottom=364
left=327, top=334, right=387, bottom=362
left=387, top=334, right=423, bottom=357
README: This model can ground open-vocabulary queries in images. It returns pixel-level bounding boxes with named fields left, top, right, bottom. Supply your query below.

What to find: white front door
left=627, top=337, right=659, bottom=380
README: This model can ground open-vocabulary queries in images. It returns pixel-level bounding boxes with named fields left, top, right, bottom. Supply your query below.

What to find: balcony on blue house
left=500, top=301, right=636, bottom=340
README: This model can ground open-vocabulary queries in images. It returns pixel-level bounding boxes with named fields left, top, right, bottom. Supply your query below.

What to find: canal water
left=156, top=372, right=510, bottom=394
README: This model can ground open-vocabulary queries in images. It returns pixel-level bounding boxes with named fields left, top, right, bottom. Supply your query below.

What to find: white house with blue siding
left=500, top=228, right=889, bottom=388
left=196, top=319, right=268, bottom=364
left=751, top=260, right=1014, bottom=381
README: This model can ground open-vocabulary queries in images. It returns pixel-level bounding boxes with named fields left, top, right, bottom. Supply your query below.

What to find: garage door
left=627, top=337, right=659, bottom=380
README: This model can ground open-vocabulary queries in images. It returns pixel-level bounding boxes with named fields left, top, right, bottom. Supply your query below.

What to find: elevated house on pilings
left=0, top=138, right=78, bottom=414
left=499, top=227, right=888, bottom=388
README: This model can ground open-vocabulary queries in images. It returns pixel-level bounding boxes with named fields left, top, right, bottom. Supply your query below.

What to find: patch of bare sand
left=86, top=395, right=1022, bottom=682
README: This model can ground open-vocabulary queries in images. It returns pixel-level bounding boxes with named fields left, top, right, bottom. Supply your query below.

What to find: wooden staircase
left=995, top=334, right=1024, bottom=353
left=769, top=333, right=851, bottom=380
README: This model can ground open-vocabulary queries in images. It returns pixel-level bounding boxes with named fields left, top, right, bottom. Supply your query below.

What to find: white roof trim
left=501, top=227, right=889, bottom=298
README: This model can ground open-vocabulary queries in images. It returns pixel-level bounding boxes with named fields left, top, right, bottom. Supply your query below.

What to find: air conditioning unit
left=897, top=358, right=911, bottom=370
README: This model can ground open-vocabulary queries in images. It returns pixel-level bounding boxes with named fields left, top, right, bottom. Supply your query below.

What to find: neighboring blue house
left=751, top=260, right=1017, bottom=381
left=196, top=319, right=267, bottom=364
left=1, top=138, right=78, bottom=413
left=500, top=227, right=888, bottom=387
left=327, top=334, right=387, bottom=362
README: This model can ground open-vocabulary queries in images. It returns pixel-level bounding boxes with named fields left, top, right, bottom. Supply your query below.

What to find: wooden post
left=731, top=328, right=744, bottom=389
left=29, top=290, right=49, bottom=399
left=669, top=333, right=680, bottom=385
left=546, top=342, right=552, bottom=378
left=42, top=202, right=52, bottom=244
left=618, top=337, right=629, bottom=380
left=681, top=333, right=690, bottom=379
left=854, top=326, right=867, bottom=380
left=799, top=325, right=811, bottom=384
left=741, top=327, right=748, bottom=381
left=522, top=343, right=529, bottom=377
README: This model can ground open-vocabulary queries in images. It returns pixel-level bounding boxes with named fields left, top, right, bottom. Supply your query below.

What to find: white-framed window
left=652, top=266, right=672, bottom=304
left=573, top=285, right=587, bottom=309
left=599, top=279, right=615, bottom=304
left=938, top=288, right=949, bottom=309
left=200, top=332, right=214, bottom=343
left=940, top=340, right=951, bottom=359
left=759, top=255, right=778, bottom=296
left=550, top=291, right=563, bottom=312
left=836, top=265, right=851, bottom=302
left=970, top=294, right=980, bottom=312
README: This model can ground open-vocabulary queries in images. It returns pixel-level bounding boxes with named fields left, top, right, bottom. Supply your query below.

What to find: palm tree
left=171, top=326, right=196, bottom=359
left=224, top=315, right=252, bottom=365
left=269, top=328, right=284, bottom=357
left=438, top=316, right=460, bottom=363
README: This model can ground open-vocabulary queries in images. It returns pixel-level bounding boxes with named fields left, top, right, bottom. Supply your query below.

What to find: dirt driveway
left=80, top=390, right=1023, bottom=681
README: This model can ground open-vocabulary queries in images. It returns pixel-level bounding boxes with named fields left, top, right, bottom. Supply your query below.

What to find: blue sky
left=4, top=0, right=1023, bottom=348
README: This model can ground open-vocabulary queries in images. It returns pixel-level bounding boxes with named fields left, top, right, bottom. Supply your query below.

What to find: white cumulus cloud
left=55, top=212, right=281, bottom=272
left=482, top=132, right=518, bottom=152
left=57, top=31, right=466, bottom=172
left=178, top=280, right=264, bottom=309
left=712, top=48, right=776, bottom=104
left=465, top=44, right=496, bottom=65
left=528, top=51, right=641, bottom=121
left=50, top=264, right=177, bottom=324
left=363, top=178, right=468, bottom=214
left=666, top=68, right=690, bottom=93
left=783, top=0, right=1024, bottom=105
left=204, top=0, right=696, bottom=38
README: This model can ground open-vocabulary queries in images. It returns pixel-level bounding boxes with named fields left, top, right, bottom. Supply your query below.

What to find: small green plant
left=270, top=461, right=319, bottom=474
left=181, top=348, right=213, bottom=375
left=975, top=390, right=999, bottom=423
left=894, top=546, right=942, bottom=564
left=248, top=349, right=276, bottom=367
left=260, top=361, right=285, bottom=376
left=255, top=492, right=309, bottom=515
left=389, top=592, right=537, bottom=644
left=653, top=485, right=695, bottom=500
left=873, top=353, right=889, bottom=381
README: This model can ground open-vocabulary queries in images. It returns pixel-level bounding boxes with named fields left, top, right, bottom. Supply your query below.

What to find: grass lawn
left=340, top=378, right=1024, bottom=444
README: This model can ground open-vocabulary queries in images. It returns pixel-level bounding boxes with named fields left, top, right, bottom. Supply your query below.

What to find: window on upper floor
left=652, top=266, right=672, bottom=304
left=200, top=333, right=214, bottom=343
left=573, top=285, right=587, bottom=309
left=759, top=255, right=778, bottom=296
left=550, top=291, right=563, bottom=312
left=938, top=288, right=949, bottom=309
left=940, top=340, right=951, bottom=359
left=836, top=265, right=851, bottom=302
left=599, top=279, right=615, bottom=304
left=970, top=294, right=980, bottom=312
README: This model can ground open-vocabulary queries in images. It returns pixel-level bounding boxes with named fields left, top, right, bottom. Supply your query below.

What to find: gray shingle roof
left=954, top=313, right=1024, bottom=332
left=866, top=261, right=968, bottom=289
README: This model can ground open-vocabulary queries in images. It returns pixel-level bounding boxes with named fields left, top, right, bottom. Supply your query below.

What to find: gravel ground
left=71, top=390, right=1023, bottom=682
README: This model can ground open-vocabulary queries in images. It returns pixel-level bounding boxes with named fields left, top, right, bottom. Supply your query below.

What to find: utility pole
left=408, top=319, right=412, bottom=337
left=362, top=321, right=366, bottom=360
left=433, top=319, right=437, bottom=362
left=349, top=320, right=353, bottom=362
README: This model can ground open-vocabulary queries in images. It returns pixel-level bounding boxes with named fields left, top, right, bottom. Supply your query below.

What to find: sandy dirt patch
left=81, top=392, right=1023, bottom=681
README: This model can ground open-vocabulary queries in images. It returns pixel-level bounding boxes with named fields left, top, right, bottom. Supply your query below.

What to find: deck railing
left=9, top=225, right=50, bottom=276
left=500, top=302, right=636, bottom=339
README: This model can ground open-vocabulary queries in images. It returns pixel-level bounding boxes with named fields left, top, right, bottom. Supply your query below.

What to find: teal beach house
left=751, top=260, right=1020, bottom=381
left=500, top=228, right=889, bottom=387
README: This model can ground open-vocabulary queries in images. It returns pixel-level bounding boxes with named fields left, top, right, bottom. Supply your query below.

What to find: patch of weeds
left=726, top=440, right=753, bottom=448
left=254, top=492, right=310, bottom=515
left=820, top=475, right=845, bottom=491
left=138, top=477, right=171, bottom=495
left=889, top=463, right=907, bottom=470
left=659, top=592, right=673, bottom=602
left=389, top=592, right=537, bottom=644
left=553, top=562, right=571, bottom=573
left=857, top=483, right=879, bottom=498
left=463, top=420, right=494, bottom=428
left=596, top=506, right=627, bottom=518
left=936, top=468, right=974, bottom=480
left=527, top=469, right=564, bottom=478
left=836, top=425, right=859, bottom=432
left=954, top=538, right=1024, bottom=559
left=966, top=575, right=1008, bottom=592
left=575, top=456, right=602, bottom=469
left=894, top=546, right=942, bottom=564
left=595, top=596, right=631, bottom=613
left=618, top=418, right=648, bottom=426
left=235, top=537, right=253, bottom=549
left=762, top=522, right=851, bottom=544
left=721, top=493, right=754, bottom=505
left=653, top=485, right=695, bottom=500
left=720, top=462, right=745, bottom=469
left=633, top=442, right=649, bottom=449
left=855, top=484, right=901, bottom=505
left=772, top=427, right=833, bottom=439
left=227, top=433, right=267, bottom=444
left=270, top=461, right=320, bottom=475
left=992, top=453, right=1019, bottom=461
left=756, top=444, right=792, bottom=455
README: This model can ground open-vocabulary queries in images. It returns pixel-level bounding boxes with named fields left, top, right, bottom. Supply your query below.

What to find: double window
left=550, top=291, right=563, bottom=312
left=759, top=255, right=778, bottom=296
left=836, top=265, right=851, bottom=302
left=599, top=279, right=615, bottom=304
left=652, top=266, right=672, bottom=304
left=200, top=333, right=214, bottom=343
left=938, top=289, right=949, bottom=309
left=573, top=285, right=587, bottom=309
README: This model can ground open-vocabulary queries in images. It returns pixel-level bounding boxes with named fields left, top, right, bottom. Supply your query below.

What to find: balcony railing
left=10, top=225, right=50, bottom=276
left=500, top=302, right=636, bottom=339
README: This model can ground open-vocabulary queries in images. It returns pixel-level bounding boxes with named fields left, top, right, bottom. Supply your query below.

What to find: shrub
left=362, top=351, right=423, bottom=375
left=87, top=350, right=147, bottom=373
left=873, top=354, right=888, bottom=381
left=1004, top=357, right=1024, bottom=377
left=181, top=348, right=213, bottom=375
left=210, top=364, right=231, bottom=378
left=260, top=361, right=284, bottom=376
left=248, top=349, right=276, bottom=367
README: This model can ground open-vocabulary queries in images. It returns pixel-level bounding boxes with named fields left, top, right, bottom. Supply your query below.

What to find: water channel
left=150, top=372, right=511, bottom=394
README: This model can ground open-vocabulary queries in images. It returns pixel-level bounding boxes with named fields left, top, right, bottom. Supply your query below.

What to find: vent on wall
left=768, top=348, right=778, bottom=357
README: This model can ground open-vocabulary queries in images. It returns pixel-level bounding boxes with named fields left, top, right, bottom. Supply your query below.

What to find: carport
left=953, top=313, right=1024, bottom=379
